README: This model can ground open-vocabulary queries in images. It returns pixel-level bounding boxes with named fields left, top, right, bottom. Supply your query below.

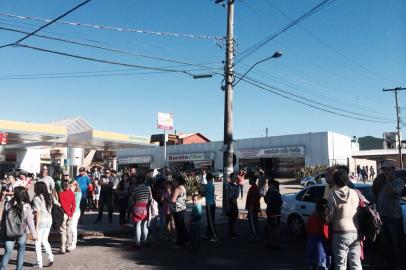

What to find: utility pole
left=383, top=87, right=405, bottom=169
left=217, top=0, right=235, bottom=214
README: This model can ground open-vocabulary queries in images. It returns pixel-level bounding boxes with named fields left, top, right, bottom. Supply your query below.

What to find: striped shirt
left=132, top=184, right=151, bottom=204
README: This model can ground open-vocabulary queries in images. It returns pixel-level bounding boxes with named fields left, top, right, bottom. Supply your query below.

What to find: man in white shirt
left=38, top=166, right=55, bottom=194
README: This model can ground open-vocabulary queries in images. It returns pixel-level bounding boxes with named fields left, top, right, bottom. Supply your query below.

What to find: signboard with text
left=118, top=156, right=152, bottom=164
left=168, top=152, right=214, bottom=162
left=157, top=112, right=174, bottom=130
left=237, top=146, right=305, bottom=159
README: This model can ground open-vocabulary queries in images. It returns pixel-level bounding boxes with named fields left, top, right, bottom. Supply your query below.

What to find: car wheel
left=306, top=182, right=315, bottom=186
left=288, top=214, right=305, bottom=236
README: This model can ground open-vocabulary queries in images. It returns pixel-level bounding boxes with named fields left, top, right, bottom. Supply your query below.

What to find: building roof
left=177, top=132, right=210, bottom=142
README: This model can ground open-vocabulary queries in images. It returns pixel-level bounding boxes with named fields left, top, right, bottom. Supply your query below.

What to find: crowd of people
left=0, top=160, right=404, bottom=269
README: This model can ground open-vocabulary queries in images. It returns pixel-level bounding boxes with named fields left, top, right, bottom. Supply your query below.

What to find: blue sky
left=0, top=0, right=405, bottom=141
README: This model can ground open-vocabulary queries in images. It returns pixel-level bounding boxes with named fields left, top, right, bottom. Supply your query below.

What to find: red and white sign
left=157, top=112, right=174, bottom=130
left=0, top=132, right=8, bottom=145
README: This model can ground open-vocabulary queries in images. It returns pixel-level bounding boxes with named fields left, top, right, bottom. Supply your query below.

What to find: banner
left=168, top=152, right=214, bottom=162
left=0, top=132, right=8, bottom=145
left=237, top=146, right=305, bottom=159
left=157, top=112, right=174, bottom=130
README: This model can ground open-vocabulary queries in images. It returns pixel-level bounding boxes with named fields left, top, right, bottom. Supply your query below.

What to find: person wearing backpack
left=32, top=181, right=54, bottom=268
left=0, top=186, right=37, bottom=270
left=375, top=160, right=406, bottom=269
left=327, top=169, right=361, bottom=270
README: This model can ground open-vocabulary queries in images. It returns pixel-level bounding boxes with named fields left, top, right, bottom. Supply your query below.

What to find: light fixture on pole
left=233, top=51, right=283, bottom=86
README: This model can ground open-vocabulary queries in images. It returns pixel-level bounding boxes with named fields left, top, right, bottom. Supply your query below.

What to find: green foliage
left=181, top=172, right=203, bottom=197
left=294, top=164, right=328, bottom=180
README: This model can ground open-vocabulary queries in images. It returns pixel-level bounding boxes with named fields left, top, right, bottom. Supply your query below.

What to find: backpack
left=5, top=204, right=25, bottom=238
left=51, top=205, right=64, bottom=231
left=355, top=190, right=383, bottom=242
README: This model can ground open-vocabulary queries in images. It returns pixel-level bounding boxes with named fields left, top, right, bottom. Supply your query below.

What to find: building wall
left=117, top=132, right=352, bottom=171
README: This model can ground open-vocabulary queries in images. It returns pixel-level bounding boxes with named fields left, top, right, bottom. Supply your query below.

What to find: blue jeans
left=1, top=233, right=27, bottom=270
left=381, top=216, right=406, bottom=268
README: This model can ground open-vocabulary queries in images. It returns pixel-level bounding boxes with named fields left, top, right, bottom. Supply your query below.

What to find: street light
left=233, top=51, right=283, bottom=86
left=192, top=74, right=213, bottom=79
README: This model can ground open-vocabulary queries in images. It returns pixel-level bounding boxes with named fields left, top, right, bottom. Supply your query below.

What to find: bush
left=181, top=171, right=203, bottom=197
left=295, top=164, right=328, bottom=180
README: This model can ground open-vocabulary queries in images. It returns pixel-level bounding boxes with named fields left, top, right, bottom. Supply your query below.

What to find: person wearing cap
left=375, top=160, right=406, bottom=269
left=75, top=167, right=91, bottom=224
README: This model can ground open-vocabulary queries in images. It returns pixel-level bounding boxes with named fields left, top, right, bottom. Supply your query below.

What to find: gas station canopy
left=0, top=117, right=154, bottom=150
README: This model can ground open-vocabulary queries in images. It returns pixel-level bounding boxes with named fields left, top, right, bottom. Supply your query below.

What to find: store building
left=117, top=131, right=353, bottom=177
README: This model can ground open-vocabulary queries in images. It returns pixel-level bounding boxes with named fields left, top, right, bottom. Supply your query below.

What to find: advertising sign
left=168, top=152, right=214, bottom=162
left=0, top=132, right=8, bottom=145
left=118, top=156, right=152, bottom=164
left=237, top=146, right=305, bottom=159
left=157, top=112, right=174, bottom=130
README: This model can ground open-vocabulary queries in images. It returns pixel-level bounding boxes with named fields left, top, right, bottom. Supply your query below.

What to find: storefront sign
left=157, top=112, right=174, bottom=130
left=118, top=156, right=152, bottom=164
left=128, top=135, right=150, bottom=144
left=237, top=146, right=305, bottom=158
left=168, top=152, right=214, bottom=162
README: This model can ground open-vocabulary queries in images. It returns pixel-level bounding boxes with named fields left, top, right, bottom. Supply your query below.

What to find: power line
left=0, top=12, right=225, bottom=41
left=0, top=26, right=223, bottom=71
left=0, top=0, right=91, bottom=49
left=14, top=43, right=223, bottom=77
left=262, top=0, right=397, bottom=84
left=237, top=74, right=393, bottom=123
left=236, top=0, right=335, bottom=64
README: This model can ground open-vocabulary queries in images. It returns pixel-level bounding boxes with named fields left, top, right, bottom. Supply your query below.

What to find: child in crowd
left=93, top=178, right=101, bottom=210
left=264, top=179, right=282, bottom=250
left=246, top=175, right=260, bottom=239
left=306, top=199, right=331, bottom=270
left=189, top=194, right=202, bottom=251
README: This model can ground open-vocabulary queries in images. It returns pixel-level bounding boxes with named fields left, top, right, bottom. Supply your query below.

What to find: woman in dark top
left=171, top=175, right=188, bottom=247
left=117, top=173, right=131, bottom=225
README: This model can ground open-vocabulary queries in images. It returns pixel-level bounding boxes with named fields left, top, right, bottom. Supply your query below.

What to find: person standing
left=264, top=179, right=283, bottom=250
left=375, top=160, right=406, bottom=269
left=203, top=173, right=217, bottom=241
left=32, top=182, right=54, bottom=268
left=189, top=194, right=202, bottom=251
left=328, top=169, right=361, bottom=270
left=245, top=176, right=260, bottom=240
left=58, top=180, right=76, bottom=254
left=237, top=169, right=246, bottom=200
left=38, top=166, right=55, bottom=199
left=75, top=167, right=91, bottom=224
left=171, top=175, right=189, bottom=247
left=131, top=175, right=151, bottom=248
left=95, top=169, right=114, bottom=223
left=369, top=166, right=375, bottom=181
left=69, top=180, right=82, bottom=251
left=0, top=186, right=38, bottom=270
left=227, top=173, right=240, bottom=239
left=117, top=173, right=131, bottom=226
left=356, top=165, right=361, bottom=180
left=257, top=169, right=267, bottom=198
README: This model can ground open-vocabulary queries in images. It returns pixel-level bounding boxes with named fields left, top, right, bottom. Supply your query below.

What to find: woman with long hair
left=33, top=181, right=54, bottom=268
left=0, top=186, right=37, bottom=270
left=69, top=180, right=82, bottom=251
left=171, top=175, right=189, bottom=247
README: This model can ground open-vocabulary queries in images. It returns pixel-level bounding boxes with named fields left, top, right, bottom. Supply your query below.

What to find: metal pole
left=164, top=130, right=167, bottom=170
left=222, top=0, right=235, bottom=214
left=266, top=128, right=268, bottom=138
left=383, top=87, right=405, bottom=169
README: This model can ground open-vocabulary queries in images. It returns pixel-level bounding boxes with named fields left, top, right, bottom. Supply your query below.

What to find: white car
left=281, top=183, right=374, bottom=236
left=300, top=172, right=326, bottom=186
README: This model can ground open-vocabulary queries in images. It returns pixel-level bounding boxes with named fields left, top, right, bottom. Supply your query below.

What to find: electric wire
left=236, top=73, right=394, bottom=123
left=14, top=43, right=223, bottom=77
left=0, top=0, right=90, bottom=49
left=0, top=12, right=225, bottom=41
left=0, top=26, right=223, bottom=71
left=236, top=0, right=335, bottom=64
left=262, top=0, right=397, bottom=84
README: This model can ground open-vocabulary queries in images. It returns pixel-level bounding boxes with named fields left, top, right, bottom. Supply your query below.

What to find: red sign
left=0, top=132, right=8, bottom=145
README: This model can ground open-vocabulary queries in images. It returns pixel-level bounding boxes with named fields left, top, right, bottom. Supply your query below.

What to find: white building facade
left=117, top=131, right=353, bottom=177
